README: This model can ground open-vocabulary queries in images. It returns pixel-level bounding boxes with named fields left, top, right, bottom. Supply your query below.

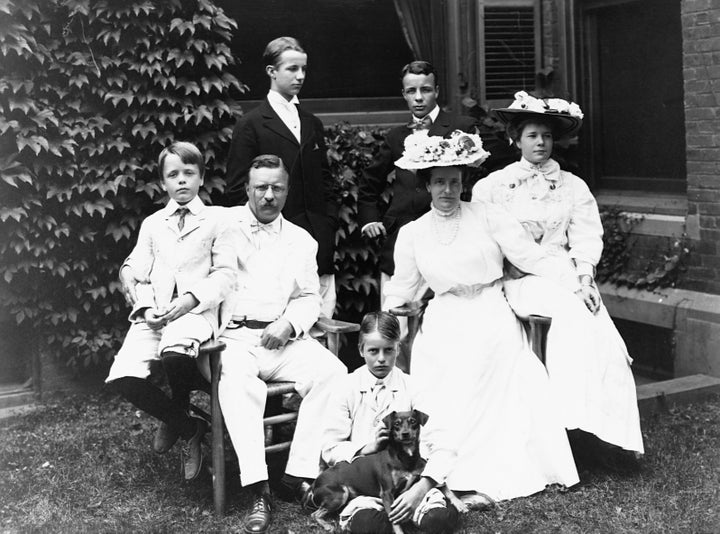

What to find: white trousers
left=217, top=326, right=347, bottom=486
left=105, top=313, right=212, bottom=383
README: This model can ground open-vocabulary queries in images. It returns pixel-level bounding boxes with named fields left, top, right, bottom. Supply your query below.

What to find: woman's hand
left=388, top=477, right=434, bottom=524
left=575, top=284, right=601, bottom=315
left=359, top=423, right=390, bottom=455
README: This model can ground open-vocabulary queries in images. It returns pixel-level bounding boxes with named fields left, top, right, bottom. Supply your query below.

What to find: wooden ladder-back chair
left=389, top=302, right=552, bottom=366
left=195, top=316, right=360, bottom=516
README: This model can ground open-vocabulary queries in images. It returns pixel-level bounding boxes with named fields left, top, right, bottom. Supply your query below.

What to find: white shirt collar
left=413, top=105, right=440, bottom=124
left=165, top=195, right=204, bottom=216
left=359, top=365, right=400, bottom=392
left=267, top=89, right=300, bottom=108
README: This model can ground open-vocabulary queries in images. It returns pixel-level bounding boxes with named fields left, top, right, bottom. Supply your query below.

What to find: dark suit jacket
left=225, top=99, right=339, bottom=275
left=357, top=110, right=478, bottom=275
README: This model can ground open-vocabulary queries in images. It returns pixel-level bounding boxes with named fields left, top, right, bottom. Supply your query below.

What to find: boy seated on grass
left=106, top=141, right=237, bottom=481
left=317, top=311, right=459, bottom=534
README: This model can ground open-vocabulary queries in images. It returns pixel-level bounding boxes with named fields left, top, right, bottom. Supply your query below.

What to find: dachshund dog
left=305, top=409, right=464, bottom=533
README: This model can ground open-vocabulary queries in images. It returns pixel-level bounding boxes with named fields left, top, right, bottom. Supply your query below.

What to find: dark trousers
left=111, top=353, right=207, bottom=440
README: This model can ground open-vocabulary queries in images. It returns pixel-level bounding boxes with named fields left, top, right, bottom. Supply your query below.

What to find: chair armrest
left=312, top=317, right=360, bottom=357
left=314, top=316, right=361, bottom=334
left=389, top=301, right=425, bottom=318
left=199, top=339, right=227, bottom=356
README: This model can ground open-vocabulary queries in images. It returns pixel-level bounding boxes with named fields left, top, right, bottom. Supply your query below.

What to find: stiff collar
left=411, top=105, right=440, bottom=125
left=358, top=365, right=402, bottom=393
left=164, top=195, right=205, bottom=216
left=267, top=89, right=300, bottom=109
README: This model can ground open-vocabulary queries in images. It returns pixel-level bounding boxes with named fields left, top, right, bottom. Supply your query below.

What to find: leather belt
left=227, top=318, right=273, bottom=330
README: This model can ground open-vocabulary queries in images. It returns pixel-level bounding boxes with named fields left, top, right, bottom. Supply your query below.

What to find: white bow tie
left=250, top=220, right=278, bottom=234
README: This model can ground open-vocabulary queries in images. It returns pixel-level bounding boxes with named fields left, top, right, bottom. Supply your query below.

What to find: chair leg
left=325, top=331, right=339, bottom=357
left=528, top=315, right=552, bottom=366
left=209, top=349, right=225, bottom=517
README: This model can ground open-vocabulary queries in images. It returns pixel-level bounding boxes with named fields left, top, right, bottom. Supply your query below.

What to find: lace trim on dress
left=430, top=204, right=461, bottom=246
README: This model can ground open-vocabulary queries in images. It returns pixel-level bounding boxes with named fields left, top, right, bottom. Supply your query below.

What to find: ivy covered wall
left=0, top=0, right=246, bottom=370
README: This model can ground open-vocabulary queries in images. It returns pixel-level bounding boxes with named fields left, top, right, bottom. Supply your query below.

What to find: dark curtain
left=393, top=0, right=448, bottom=95
left=393, top=0, right=434, bottom=61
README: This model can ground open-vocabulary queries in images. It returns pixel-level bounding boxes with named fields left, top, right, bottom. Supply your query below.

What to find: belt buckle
left=228, top=316, right=247, bottom=330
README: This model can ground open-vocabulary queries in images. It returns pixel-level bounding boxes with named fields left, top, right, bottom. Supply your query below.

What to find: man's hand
left=362, top=222, right=387, bottom=239
left=575, top=284, right=601, bottom=315
left=161, top=293, right=199, bottom=323
left=120, top=266, right=144, bottom=306
left=144, top=308, right=167, bottom=331
left=388, top=477, right=434, bottom=524
left=260, top=318, right=294, bottom=350
left=358, top=422, right=390, bottom=456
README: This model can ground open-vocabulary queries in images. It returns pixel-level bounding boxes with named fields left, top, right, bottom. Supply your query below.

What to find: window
left=214, top=0, right=413, bottom=103
left=478, top=0, right=540, bottom=107
left=579, top=0, right=686, bottom=192
left=483, top=2, right=539, bottom=102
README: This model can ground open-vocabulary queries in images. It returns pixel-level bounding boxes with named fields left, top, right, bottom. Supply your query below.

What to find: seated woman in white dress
left=383, top=131, right=582, bottom=503
left=472, top=91, right=644, bottom=466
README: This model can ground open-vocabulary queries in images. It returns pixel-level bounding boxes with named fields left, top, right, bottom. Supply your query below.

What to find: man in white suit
left=218, top=154, right=346, bottom=534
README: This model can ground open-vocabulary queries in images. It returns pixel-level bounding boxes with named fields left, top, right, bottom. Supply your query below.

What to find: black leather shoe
left=153, top=422, right=179, bottom=454
left=182, top=418, right=207, bottom=481
left=278, top=474, right=313, bottom=503
left=243, top=493, right=273, bottom=534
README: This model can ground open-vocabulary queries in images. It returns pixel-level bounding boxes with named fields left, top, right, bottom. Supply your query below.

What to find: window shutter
left=484, top=5, right=537, bottom=101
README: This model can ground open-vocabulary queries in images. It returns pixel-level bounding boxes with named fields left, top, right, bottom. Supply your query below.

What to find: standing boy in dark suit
left=226, top=37, right=339, bottom=317
left=358, top=61, right=478, bottom=296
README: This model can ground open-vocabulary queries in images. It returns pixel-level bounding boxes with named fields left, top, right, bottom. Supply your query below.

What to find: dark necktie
left=407, top=115, right=432, bottom=131
left=176, top=207, right=189, bottom=231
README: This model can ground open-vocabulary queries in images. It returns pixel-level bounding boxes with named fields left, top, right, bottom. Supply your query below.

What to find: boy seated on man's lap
left=106, top=141, right=237, bottom=480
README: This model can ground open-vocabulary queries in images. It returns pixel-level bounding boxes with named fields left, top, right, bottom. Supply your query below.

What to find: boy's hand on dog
left=359, top=423, right=390, bottom=455
left=388, top=477, right=434, bottom=524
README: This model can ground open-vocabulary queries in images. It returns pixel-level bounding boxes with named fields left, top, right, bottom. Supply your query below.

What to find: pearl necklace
left=431, top=205, right=461, bottom=246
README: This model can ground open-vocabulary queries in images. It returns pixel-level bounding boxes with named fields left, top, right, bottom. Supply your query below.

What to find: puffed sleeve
left=471, top=170, right=497, bottom=202
left=566, top=174, right=604, bottom=277
left=382, top=223, right=425, bottom=310
left=482, top=201, right=580, bottom=293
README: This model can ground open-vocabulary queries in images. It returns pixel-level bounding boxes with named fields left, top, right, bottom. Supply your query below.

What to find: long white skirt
left=504, top=275, right=644, bottom=453
left=411, top=281, right=580, bottom=501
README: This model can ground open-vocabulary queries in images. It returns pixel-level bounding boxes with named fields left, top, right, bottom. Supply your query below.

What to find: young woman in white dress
left=383, top=131, right=583, bottom=503
left=472, top=91, right=644, bottom=463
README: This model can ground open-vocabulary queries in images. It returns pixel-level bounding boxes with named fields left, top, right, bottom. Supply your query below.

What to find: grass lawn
left=1, top=389, right=718, bottom=533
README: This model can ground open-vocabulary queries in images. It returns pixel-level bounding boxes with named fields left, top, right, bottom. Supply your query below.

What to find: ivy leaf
left=16, top=134, right=49, bottom=155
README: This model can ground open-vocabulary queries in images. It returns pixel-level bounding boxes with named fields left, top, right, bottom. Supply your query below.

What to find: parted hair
left=263, top=36, right=305, bottom=68
left=358, top=311, right=401, bottom=347
left=157, top=141, right=204, bottom=180
left=248, top=154, right=289, bottom=180
left=400, top=60, right=438, bottom=85
left=506, top=115, right=560, bottom=144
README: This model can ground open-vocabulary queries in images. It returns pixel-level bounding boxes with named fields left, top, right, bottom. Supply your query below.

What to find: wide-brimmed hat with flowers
left=492, top=90, right=584, bottom=138
left=395, top=130, right=490, bottom=170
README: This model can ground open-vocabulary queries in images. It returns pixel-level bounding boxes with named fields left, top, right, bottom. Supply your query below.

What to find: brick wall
left=682, top=0, right=720, bottom=294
